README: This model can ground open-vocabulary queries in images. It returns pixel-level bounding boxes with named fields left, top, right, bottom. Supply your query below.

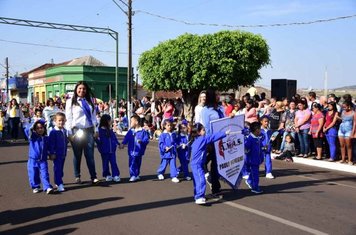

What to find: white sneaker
left=158, top=174, right=164, bottom=180
left=33, top=188, right=40, bottom=194
left=242, top=174, right=249, bottom=180
left=205, top=172, right=212, bottom=189
left=195, top=198, right=206, bottom=205
left=129, top=176, right=136, bottom=182
left=57, top=184, right=65, bottom=192
left=135, top=176, right=140, bottom=181
left=266, top=173, right=275, bottom=179
left=106, top=176, right=113, bottom=182
left=46, top=188, right=54, bottom=194
left=171, top=177, right=180, bottom=183
left=113, top=176, right=121, bottom=182
left=185, top=176, right=192, bottom=181
left=92, top=178, right=100, bottom=184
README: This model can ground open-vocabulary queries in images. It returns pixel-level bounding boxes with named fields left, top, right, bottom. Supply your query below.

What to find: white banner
left=210, top=114, right=245, bottom=188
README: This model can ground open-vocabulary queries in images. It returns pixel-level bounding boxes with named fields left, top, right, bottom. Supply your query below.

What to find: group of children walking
left=27, top=112, right=279, bottom=206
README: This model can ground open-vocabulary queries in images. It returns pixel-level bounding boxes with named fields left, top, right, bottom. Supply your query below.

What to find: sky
left=0, top=0, right=355, bottom=89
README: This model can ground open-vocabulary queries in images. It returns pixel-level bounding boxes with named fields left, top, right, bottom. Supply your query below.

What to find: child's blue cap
left=181, top=119, right=188, bottom=126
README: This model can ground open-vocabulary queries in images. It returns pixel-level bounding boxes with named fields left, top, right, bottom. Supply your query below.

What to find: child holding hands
left=48, top=112, right=68, bottom=192
left=121, top=115, right=150, bottom=182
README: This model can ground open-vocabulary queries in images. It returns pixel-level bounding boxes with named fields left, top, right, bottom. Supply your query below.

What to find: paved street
left=1, top=139, right=356, bottom=235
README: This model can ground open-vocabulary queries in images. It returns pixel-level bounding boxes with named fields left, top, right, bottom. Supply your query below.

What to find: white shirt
left=65, top=98, right=98, bottom=135
left=194, top=105, right=204, bottom=124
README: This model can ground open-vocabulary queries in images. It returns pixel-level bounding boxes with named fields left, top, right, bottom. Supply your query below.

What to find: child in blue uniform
left=96, top=114, right=121, bottom=182
left=190, top=123, right=229, bottom=204
left=121, top=115, right=150, bottom=182
left=244, top=122, right=264, bottom=194
left=176, top=120, right=191, bottom=181
left=260, top=116, right=275, bottom=179
left=27, top=120, right=54, bottom=194
left=157, top=119, right=179, bottom=183
left=48, top=112, right=68, bottom=192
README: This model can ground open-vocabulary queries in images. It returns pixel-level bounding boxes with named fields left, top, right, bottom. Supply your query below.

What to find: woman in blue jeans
left=323, top=102, right=339, bottom=161
left=65, top=81, right=99, bottom=184
left=295, top=101, right=311, bottom=158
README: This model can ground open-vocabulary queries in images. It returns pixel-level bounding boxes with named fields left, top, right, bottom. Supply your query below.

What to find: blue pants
left=101, top=153, right=120, bottom=177
left=191, top=163, right=206, bottom=200
left=177, top=153, right=190, bottom=177
left=157, top=158, right=177, bottom=178
left=27, top=159, right=52, bottom=190
left=71, top=130, right=97, bottom=180
left=246, top=164, right=260, bottom=191
left=264, top=153, right=272, bottom=174
left=297, top=128, right=310, bottom=155
left=129, top=154, right=142, bottom=177
left=280, top=131, right=296, bottom=151
left=9, top=117, right=20, bottom=139
left=53, top=156, right=66, bottom=185
left=325, top=127, right=338, bottom=160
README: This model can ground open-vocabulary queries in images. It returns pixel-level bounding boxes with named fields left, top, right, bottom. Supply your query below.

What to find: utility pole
left=127, top=0, right=133, bottom=118
left=5, top=57, right=9, bottom=103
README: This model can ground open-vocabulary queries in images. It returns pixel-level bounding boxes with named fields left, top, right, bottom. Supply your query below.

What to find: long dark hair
left=10, top=98, right=19, bottom=109
left=71, top=81, right=95, bottom=111
left=99, top=114, right=112, bottom=137
left=205, top=88, right=218, bottom=108
left=189, top=122, right=204, bottom=143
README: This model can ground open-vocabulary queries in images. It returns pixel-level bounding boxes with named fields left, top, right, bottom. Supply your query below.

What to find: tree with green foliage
left=138, top=30, right=270, bottom=120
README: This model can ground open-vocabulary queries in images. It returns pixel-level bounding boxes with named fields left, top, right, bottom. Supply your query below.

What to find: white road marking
left=297, top=175, right=356, bottom=190
left=222, top=200, right=329, bottom=235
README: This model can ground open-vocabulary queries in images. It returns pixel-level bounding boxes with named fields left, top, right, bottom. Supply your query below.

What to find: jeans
left=325, top=127, right=338, bottom=160
left=280, top=131, right=296, bottom=151
left=297, top=128, right=310, bottom=155
left=9, top=117, right=20, bottom=139
left=71, top=129, right=97, bottom=180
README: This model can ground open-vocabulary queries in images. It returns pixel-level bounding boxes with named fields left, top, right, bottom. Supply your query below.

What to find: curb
left=272, top=154, right=356, bottom=175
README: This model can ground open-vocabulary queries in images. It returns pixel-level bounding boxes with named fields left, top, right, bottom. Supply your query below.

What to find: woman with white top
left=194, top=91, right=206, bottom=124
left=65, top=81, right=99, bottom=184
left=6, top=98, right=23, bottom=141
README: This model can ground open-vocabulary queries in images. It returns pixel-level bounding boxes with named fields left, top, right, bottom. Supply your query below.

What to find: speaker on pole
left=271, top=79, right=297, bottom=100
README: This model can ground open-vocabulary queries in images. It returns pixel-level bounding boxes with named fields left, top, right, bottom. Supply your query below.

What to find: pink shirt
left=245, top=108, right=258, bottom=124
left=295, top=109, right=311, bottom=130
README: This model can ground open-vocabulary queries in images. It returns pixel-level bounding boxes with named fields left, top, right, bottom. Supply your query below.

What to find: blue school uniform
left=48, top=127, right=68, bottom=186
left=96, top=128, right=120, bottom=178
left=27, top=130, right=52, bottom=191
left=122, top=128, right=150, bottom=177
left=190, top=132, right=226, bottom=200
left=261, top=128, right=273, bottom=174
left=157, top=131, right=178, bottom=178
left=176, top=133, right=190, bottom=178
left=244, top=133, right=264, bottom=191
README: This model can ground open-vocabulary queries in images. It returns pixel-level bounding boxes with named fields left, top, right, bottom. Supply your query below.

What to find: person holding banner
left=190, top=123, right=230, bottom=204
left=260, top=116, right=275, bottom=179
left=201, top=88, right=226, bottom=195
left=245, top=122, right=264, bottom=194
left=65, top=81, right=99, bottom=185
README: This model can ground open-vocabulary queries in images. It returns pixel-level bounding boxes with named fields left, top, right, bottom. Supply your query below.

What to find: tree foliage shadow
left=0, top=197, right=122, bottom=226
left=0, top=196, right=193, bottom=234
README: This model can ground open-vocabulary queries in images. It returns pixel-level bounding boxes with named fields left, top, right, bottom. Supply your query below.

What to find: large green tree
left=138, top=30, right=270, bottom=120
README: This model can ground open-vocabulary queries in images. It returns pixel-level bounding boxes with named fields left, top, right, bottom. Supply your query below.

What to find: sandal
left=297, top=154, right=303, bottom=157
left=338, top=160, right=345, bottom=163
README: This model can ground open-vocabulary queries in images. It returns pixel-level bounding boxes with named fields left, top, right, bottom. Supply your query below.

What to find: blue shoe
left=251, top=188, right=263, bottom=194
left=245, top=180, right=252, bottom=189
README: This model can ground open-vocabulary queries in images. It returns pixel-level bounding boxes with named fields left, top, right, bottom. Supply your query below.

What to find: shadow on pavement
left=0, top=197, right=122, bottom=227
left=0, top=160, right=28, bottom=166
left=0, top=196, right=192, bottom=234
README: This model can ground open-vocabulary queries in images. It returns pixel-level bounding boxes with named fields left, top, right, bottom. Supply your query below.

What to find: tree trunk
left=181, top=89, right=200, bottom=123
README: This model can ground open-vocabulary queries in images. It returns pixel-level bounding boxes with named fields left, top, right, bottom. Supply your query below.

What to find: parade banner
left=210, top=115, right=245, bottom=188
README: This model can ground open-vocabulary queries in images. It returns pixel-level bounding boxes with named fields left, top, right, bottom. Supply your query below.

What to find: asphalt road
left=0, top=139, right=356, bottom=235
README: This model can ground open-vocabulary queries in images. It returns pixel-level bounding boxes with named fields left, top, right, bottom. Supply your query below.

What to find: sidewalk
left=272, top=153, right=356, bottom=175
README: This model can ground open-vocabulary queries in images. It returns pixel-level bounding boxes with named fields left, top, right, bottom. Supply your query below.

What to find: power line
left=135, top=10, right=356, bottom=28
left=112, top=0, right=127, bottom=15
left=0, top=38, right=141, bottom=55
